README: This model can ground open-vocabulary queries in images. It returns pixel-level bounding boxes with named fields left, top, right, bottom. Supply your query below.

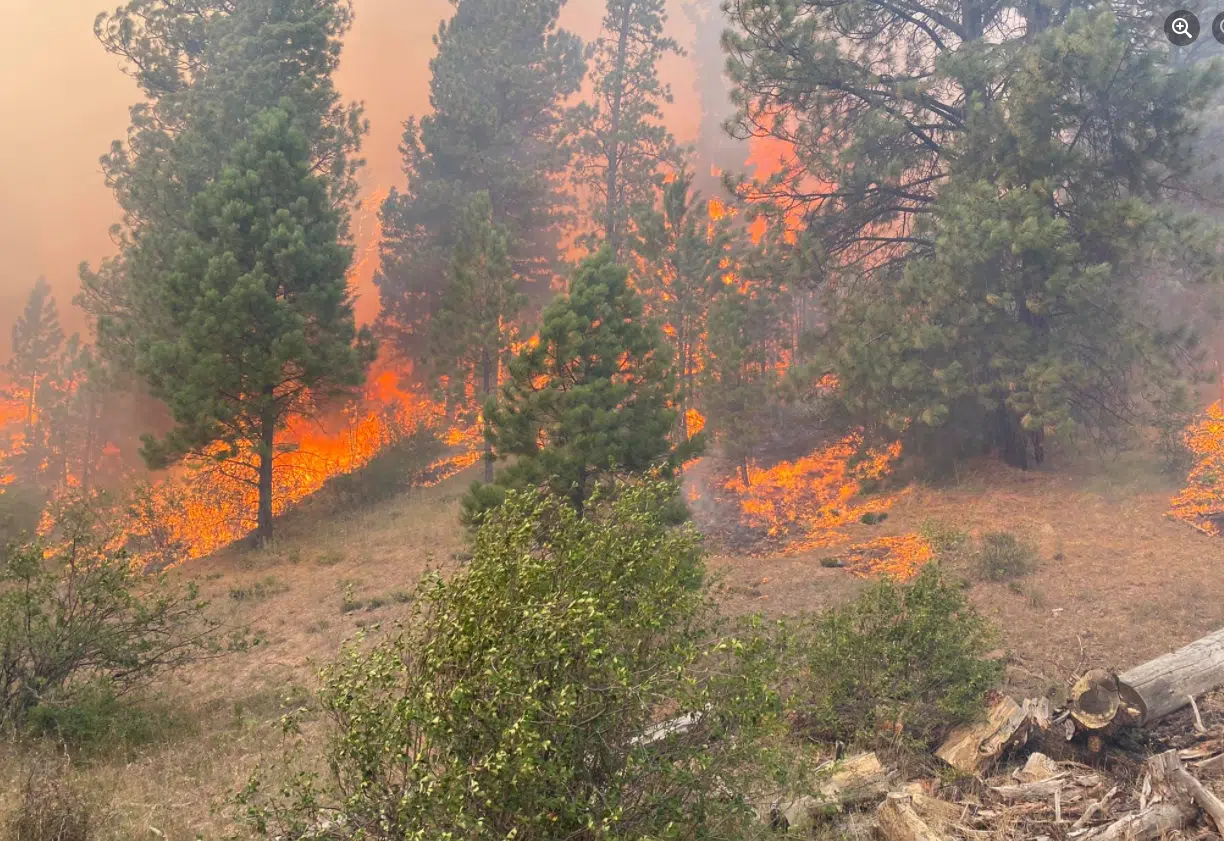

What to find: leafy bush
left=975, top=531, right=1037, bottom=581
left=0, top=500, right=222, bottom=727
left=918, top=518, right=969, bottom=553
left=240, top=478, right=786, bottom=840
left=793, top=565, right=1003, bottom=748
left=6, top=762, right=91, bottom=841
left=24, top=681, right=188, bottom=756
left=323, top=426, right=445, bottom=508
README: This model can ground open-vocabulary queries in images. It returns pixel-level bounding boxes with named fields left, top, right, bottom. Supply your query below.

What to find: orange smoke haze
left=1, top=0, right=708, bottom=345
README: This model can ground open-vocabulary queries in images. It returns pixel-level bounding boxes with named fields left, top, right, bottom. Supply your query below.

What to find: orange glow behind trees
left=1170, top=400, right=1224, bottom=536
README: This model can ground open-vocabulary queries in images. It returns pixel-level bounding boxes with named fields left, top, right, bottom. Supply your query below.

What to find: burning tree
left=567, top=0, right=683, bottom=255
left=723, top=0, right=1221, bottom=468
left=466, top=249, right=698, bottom=520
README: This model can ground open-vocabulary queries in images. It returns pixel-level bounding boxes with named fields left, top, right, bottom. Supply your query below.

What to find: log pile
left=758, top=627, right=1224, bottom=840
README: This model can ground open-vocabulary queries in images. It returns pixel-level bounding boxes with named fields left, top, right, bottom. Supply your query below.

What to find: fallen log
left=877, top=793, right=950, bottom=841
left=764, top=752, right=888, bottom=832
left=1150, top=749, right=1224, bottom=837
left=1071, top=627, right=1224, bottom=729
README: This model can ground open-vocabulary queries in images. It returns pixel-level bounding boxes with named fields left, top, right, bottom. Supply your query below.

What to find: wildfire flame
left=722, top=433, right=903, bottom=551
left=835, top=533, right=934, bottom=580
left=1170, top=400, right=1224, bottom=536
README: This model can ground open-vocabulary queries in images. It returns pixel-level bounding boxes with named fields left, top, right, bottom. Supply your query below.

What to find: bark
left=1080, top=751, right=1206, bottom=841
left=480, top=346, right=494, bottom=483
left=936, top=696, right=1049, bottom=775
left=603, top=0, right=633, bottom=253
left=256, top=407, right=275, bottom=548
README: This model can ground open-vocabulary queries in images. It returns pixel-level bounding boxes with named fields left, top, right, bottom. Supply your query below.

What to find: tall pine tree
left=432, top=192, right=526, bottom=482
left=465, top=249, right=695, bottom=521
left=377, top=0, right=584, bottom=360
left=631, top=170, right=732, bottom=437
left=9, top=278, right=64, bottom=434
left=568, top=0, right=682, bottom=254
left=81, top=0, right=372, bottom=543
left=135, top=108, right=372, bottom=544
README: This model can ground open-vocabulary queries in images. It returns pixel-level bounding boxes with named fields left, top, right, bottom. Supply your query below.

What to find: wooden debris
left=1149, top=748, right=1224, bottom=837
left=1079, top=750, right=1200, bottom=841
left=877, top=793, right=950, bottom=841
left=936, top=696, right=1049, bottom=775
left=991, top=774, right=1068, bottom=801
left=1070, top=785, right=1118, bottom=831
left=1194, top=752, right=1224, bottom=776
left=1015, top=751, right=1059, bottom=783
left=815, top=750, right=889, bottom=806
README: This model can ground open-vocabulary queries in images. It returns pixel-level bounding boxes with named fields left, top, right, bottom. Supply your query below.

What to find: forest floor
left=2, top=448, right=1223, bottom=840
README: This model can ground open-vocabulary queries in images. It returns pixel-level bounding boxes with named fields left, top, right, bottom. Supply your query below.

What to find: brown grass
left=4, top=448, right=1224, bottom=839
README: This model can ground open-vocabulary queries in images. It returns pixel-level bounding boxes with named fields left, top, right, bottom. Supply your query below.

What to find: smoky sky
left=0, top=0, right=720, bottom=346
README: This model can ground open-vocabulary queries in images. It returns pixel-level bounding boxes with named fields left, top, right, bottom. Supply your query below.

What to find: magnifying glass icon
left=1165, top=10, right=1200, bottom=44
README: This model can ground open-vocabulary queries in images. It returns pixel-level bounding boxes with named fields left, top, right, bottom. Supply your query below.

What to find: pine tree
left=568, top=0, right=682, bottom=254
left=131, top=107, right=374, bottom=545
left=9, top=278, right=64, bottom=434
left=432, top=192, right=526, bottom=481
left=377, top=0, right=584, bottom=360
left=631, top=170, right=732, bottom=437
left=724, top=0, right=1221, bottom=466
left=465, top=249, right=695, bottom=521
left=703, top=278, right=788, bottom=486
left=81, top=0, right=371, bottom=543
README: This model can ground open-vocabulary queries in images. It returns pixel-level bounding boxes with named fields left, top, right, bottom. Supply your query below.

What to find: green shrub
left=975, top=531, right=1037, bottom=581
left=6, top=762, right=91, bottom=841
left=793, top=565, right=1003, bottom=748
left=324, top=426, right=445, bottom=508
left=240, top=479, right=785, bottom=840
left=918, top=518, right=969, bottom=553
left=229, top=576, right=289, bottom=602
left=0, top=498, right=222, bottom=727
left=24, top=681, right=187, bottom=757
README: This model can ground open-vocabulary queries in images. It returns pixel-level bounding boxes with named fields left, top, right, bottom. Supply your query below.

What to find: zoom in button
left=1166, top=10, right=1199, bottom=45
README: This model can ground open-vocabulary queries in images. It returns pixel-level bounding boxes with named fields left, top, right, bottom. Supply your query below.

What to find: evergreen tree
left=8, top=278, right=64, bottom=433
left=724, top=0, right=1221, bottom=466
left=80, top=0, right=371, bottom=543
left=80, top=0, right=365, bottom=371
left=568, top=0, right=682, bottom=254
left=377, top=0, right=584, bottom=359
left=131, top=107, right=374, bottom=545
left=704, top=277, right=788, bottom=486
left=465, top=249, right=695, bottom=520
left=631, top=170, right=732, bottom=437
left=432, top=192, right=526, bottom=482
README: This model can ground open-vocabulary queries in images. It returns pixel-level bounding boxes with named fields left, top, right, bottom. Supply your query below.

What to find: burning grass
left=1169, top=400, right=1224, bottom=536
left=721, top=433, right=903, bottom=554
left=831, top=533, right=935, bottom=580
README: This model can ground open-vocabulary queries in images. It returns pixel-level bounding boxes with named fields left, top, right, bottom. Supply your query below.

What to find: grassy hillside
left=2, top=451, right=1223, bottom=839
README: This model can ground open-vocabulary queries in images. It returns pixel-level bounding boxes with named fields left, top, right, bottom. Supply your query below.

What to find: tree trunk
left=603, top=0, right=634, bottom=253
left=256, top=409, right=275, bottom=548
left=480, top=347, right=494, bottom=483
left=739, top=459, right=750, bottom=487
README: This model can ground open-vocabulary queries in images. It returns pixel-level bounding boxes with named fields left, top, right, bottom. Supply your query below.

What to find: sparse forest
left=5, top=0, right=1224, bottom=838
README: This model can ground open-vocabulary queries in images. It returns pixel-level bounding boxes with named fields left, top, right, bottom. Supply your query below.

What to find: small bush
left=229, top=576, right=289, bottom=602
left=793, top=565, right=1003, bottom=748
left=0, top=498, right=222, bottom=727
left=975, top=531, right=1037, bottom=581
left=324, top=427, right=445, bottom=508
left=6, top=763, right=91, bottom=841
left=24, top=681, right=186, bottom=756
left=918, top=518, right=969, bottom=553
left=240, top=478, right=786, bottom=840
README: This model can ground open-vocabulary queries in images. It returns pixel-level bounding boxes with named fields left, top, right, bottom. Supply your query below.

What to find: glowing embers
left=722, top=433, right=902, bottom=551
left=1170, top=400, right=1224, bottom=536
left=831, top=533, right=934, bottom=581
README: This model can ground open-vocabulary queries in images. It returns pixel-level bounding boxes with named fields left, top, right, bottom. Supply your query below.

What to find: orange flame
left=1170, top=400, right=1224, bottom=536
left=837, top=533, right=934, bottom=580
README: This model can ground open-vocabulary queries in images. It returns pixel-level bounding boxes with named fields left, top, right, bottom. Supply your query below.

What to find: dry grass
left=4, top=447, right=1224, bottom=839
